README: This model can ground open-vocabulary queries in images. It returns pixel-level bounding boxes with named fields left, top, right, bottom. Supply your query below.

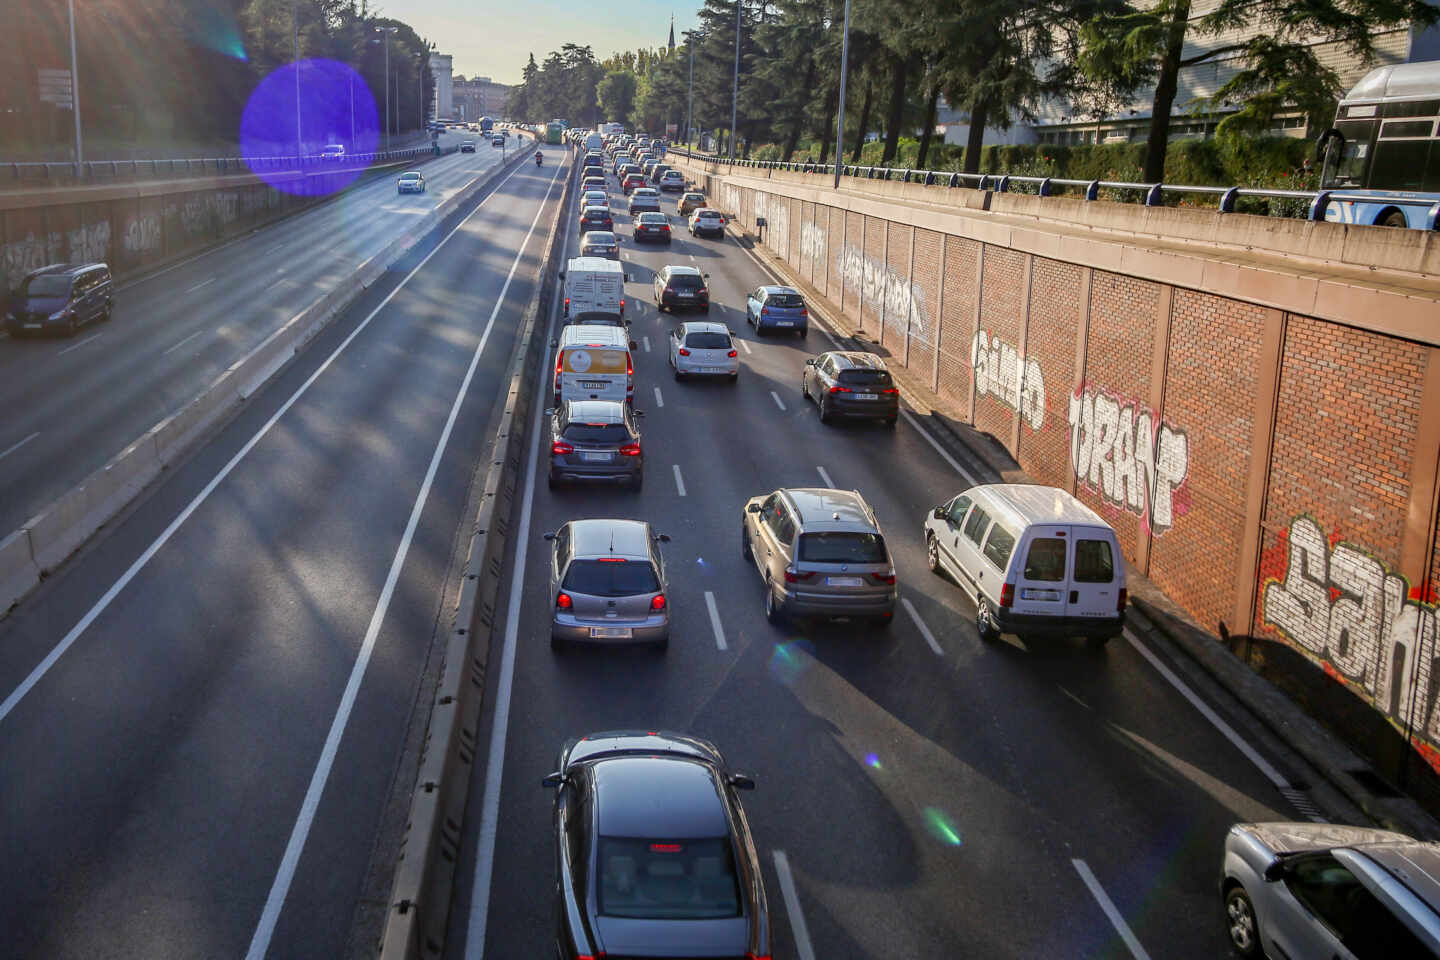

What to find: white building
left=429, top=53, right=453, bottom=120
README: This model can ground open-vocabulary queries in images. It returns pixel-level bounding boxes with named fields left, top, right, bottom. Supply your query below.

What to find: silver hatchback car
left=546, top=519, right=670, bottom=652
left=741, top=488, right=896, bottom=627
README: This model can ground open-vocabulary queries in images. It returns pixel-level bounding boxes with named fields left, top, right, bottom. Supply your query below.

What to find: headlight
left=49, top=309, right=69, bottom=320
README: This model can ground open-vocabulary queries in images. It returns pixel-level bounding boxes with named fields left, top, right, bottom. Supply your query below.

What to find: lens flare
left=923, top=807, right=962, bottom=846
left=767, top=637, right=813, bottom=685
left=240, top=59, right=379, bottom=196
left=864, top=753, right=882, bottom=769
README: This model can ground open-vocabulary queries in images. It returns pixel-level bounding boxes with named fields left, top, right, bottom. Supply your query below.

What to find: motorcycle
left=535, top=152, right=544, bottom=167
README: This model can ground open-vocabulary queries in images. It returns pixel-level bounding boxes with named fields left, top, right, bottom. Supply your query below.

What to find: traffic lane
left=0, top=143, right=519, bottom=535
left=0, top=162, right=560, bottom=960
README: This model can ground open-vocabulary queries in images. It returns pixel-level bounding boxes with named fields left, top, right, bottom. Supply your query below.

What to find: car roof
left=966, top=483, right=1111, bottom=530
left=782, top=487, right=878, bottom=532
left=398, top=171, right=422, bottom=177
left=680, top=321, right=729, bottom=336
left=566, top=256, right=624, bottom=272
left=565, top=399, right=626, bottom=423
left=593, top=756, right=729, bottom=838
left=684, top=192, right=705, bottom=198
left=1352, top=843, right=1440, bottom=915
left=663, top=265, right=702, bottom=276
left=661, top=169, right=683, bottom=176
left=24, top=262, right=103, bottom=279
left=695, top=208, right=723, bottom=215
left=569, top=518, right=651, bottom=560
left=559, top=324, right=629, bottom=346
left=760, top=285, right=799, bottom=296
left=826, top=351, right=888, bottom=371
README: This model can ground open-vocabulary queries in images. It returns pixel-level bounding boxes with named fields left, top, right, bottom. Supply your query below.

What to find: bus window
left=1322, top=120, right=1375, bottom=187
left=1370, top=138, right=1433, bottom=192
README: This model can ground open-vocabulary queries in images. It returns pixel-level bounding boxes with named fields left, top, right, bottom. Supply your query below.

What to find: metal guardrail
left=1, top=144, right=450, bottom=188
left=670, top=148, right=1440, bottom=229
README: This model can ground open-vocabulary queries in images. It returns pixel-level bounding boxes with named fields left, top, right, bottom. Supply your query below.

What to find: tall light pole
left=833, top=0, right=851, bottom=188
left=375, top=25, right=398, bottom=151
left=729, top=0, right=741, bottom=159
left=686, top=30, right=694, bottom=150
left=67, top=0, right=83, bottom=164
left=293, top=1, right=304, bottom=160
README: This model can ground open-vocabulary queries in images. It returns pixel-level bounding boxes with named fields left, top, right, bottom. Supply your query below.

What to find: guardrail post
left=1220, top=186, right=1239, bottom=213
left=1144, top=183, right=1163, bottom=206
left=1085, top=179, right=1100, bottom=202
left=1038, top=177, right=1052, bottom=197
left=1427, top=201, right=1440, bottom=231
left=996, top=175, right=1010, bottom=193
left=1307, top=191, right=1331, bottom=221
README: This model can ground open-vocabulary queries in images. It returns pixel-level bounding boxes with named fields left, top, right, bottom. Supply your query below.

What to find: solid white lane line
left=0, top=432, right=40, bottom=463
left=900, top=409, right=981, bottom=487
left=654, top=386, right=665, bottom=408
left=704, top=591, right=727, bottom=650
left=186, top=277, right=217, bottom=293
left=738, top=338, right=752, bottom=355
left=466, top=164, right=571, bottom=959
left=1072, top=860, right=1153, bottom=960
left=56, top=334, right=101, bottom=357
left=901, top=597, right=944, bottom=656
left=0, top=154, right=546, bottom=733
left=161, top=329, right=206, bottom=357
left=773, top=850, right=816, bottom=960
left=815, top=465, right=835, bottom=489
left=1124, top=629, right=1289, bottom=788
left=643, top=335, right=651, bottom=352
left=244, top=159, right=564, bottom=960
left=673, top=464, right=687, bottom=496
left=770, top=390, right=786, bottom=411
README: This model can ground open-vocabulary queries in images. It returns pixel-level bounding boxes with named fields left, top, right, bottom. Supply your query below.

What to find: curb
left=0, top=137, right=538, bottom=619
left=377, top=149, right=573, bottom=960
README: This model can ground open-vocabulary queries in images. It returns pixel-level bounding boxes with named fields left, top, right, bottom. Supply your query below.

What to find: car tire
left=874, top=611, right=894, bottom=630
left=1086, top=635, right=1111, bottom=650
left=976, top=598, right=1001, bottom=643
left=818, top=399, right=832, bottom=424
left=550, top=632, right=566, bottom=652
left=547, top=470, right=559, bottom=490
left=729, top=372, right=738, bottom=385
left=100, top=305, right=112, bottom=323
left=673, top=365, right=683, bottom=381
left=742, top=530, right=753, bottom=560
left=1224, top=885, right=1262, bottom=958
left=885, top=416, right=898, bottom=429
left=799, top=326, right=808, bottom=338
left=764, top=577, right=785, bottom=625
left=66, top=314, right=78, bottom=336
left=631, top=471, right=644, bottom=491
left=926, top=534, right=941, bottom=574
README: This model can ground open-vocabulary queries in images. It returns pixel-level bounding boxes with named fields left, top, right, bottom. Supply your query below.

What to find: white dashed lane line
left=773, top=850, right=816, bottom=960
left=162, top=329, right=207, bottom=357
left=901, top=597, right=944, bottom=656
left=737, top=338, right=752, bottom=355
left=672, top=464, right=687, bottom=496
left=815, top=465, right=835, bottom=488
left=653, top=386, right=664, bottom=408
left=704, top=591, right=727, bottom=650
left=0, top=431, right=41, bottom=463
left=1072, top=859, right=1152, bottom=960
left=770, top=390, right=786, bottom=411
left=185, top=277, right=216, bottom=293
left=57, top=333, right=102, bottom=357
left=642, top=335, right=651, bottom=352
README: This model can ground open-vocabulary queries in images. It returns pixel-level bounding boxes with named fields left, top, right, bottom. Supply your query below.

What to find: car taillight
left=697, top=287, right=707, bottom=296
left=650, top=594, right=667, bottom=611
left=881, top=388, right=899, bottom=394
left=747, top=955, right=772, bottom=960
left=556, top=592, right=572, bottom=609
left=783, top=569, right=814, bottom=583
left=1117, top=587, right=1128, bottom=612
left=800, top=307, right=808, bottom=316
left=564, top=297, right=570, bottom=311
left=661, top=224, right=670, bottom=231
left=871, top=572, right=896, bottom=585
left=829, top=385, right=852, bottom=394
left=552, top=440, right=573, bottom=454
left=619, top=442, right=641, bottom=456
left=620, top=298, right=626, bottom=312
left=727, top=349, right=738, bottom=358
left=999, top=583, right=1015, bottom=608
left=678, top=347, right=691, bottom=356
left=627, top=357, right=633, bottom=375
left=760, top=307, right=769, bottom=317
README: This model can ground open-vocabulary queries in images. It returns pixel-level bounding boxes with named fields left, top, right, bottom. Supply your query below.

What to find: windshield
left=597, top=837, right=741, bottom=919
left=20, top=275, right=70, bottom=298
left=563, top=559, right=660, bottom=596
left=668, top=274, right=703, bottom=289
left=838, top=369, right=892, bottom=386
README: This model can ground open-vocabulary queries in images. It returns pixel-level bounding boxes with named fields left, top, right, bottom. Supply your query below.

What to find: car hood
left=595, top=916, right=750, bottom=957
left=1239, top=822, right=1414, bottom=855
left=12, top=295, right=66, bottom=314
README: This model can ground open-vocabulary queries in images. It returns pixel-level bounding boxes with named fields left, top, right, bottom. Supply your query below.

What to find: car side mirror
left=544, top=407, right=556, bottom=416
left=655, top=533, right=671, bottom=543
left=933, top=506, right=946, bottom=520
left=703, top=273, right=711, bottom=279
left=746, top=503, right=762, bottom=514
left=543, top=532, right=557, bottom=541
left=629, top=340, right=639, bottom=350
left=558, top=270, right=566, bottom=279
left=804, top=358, right=816, bottom=366
left=728, top=773, right=756, bottom=790
left=624, top=273, right=631, bottom=281
left=633, top=410, right=645, bottom=417
left=550, top=338, right=559, bottom=348
left=542, top=772, right=564, bottom=788
left=1263, top=860, right=1288, bottom=882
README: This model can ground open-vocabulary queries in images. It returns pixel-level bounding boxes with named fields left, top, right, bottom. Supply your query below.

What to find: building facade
left=452, top=76, right=510, bottom=121
left=429, top=53, right=453, bottom=120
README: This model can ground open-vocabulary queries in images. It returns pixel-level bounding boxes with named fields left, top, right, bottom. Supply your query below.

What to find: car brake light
left=800, top=307, right=808, bottom=316
left=881, top=388, right=899, bottom=394
left=551, top=440, right=573, bottom=454
left=783, top=569, right=814, bottom=583
left=678, top=347, right=691, bottom=356
left=748, top=955, right=772, bottom=960
left=999, top=583, right=1015, bottom=608
left=619, top=442, right=641, bottom=456
left=597, top=557, right=627, bottom=563
left=556, top=592, right=572, bottom=609
left=760, top=307, right=769, bottom=317
left=627, top=357, right=633, bottom=375
left=651, top=594, right=667, bottom=610
left=620, top=298, right=625, bottom=312
left=1117, top=587, right=1128, bottom=612
left=697, top=287, right=707, bottom=296
left=829, top=385, right=852, bottom=394
left=727, top=349, right=738, bottom=358
left=650, top=842, right=682, bottom=852
left=871, top=572, right=897, bottom=585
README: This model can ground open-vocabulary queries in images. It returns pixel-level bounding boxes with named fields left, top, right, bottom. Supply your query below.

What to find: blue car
left=745, top=285, right=809, bottom=337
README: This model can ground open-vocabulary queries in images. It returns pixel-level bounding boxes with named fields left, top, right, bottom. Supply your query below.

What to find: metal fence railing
left=668, top=148, right=1440, bottom=230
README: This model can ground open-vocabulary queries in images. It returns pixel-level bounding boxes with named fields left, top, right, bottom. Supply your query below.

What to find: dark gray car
left=802, top=351, right=900, bottom=427
left=5, top=262, right=113, bottom=337
left=547, top=400, right=644, bottom=489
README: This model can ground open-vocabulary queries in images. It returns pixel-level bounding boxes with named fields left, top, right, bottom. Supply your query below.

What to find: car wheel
left=652, top=636, right=669, bottom=653
left=976, top=598, right=1001, bottom=643
left=885, top=416, right=898, bottom=429
left=764, top=577, right=785, bottom=625
left=799, top=326, right=808, bottom=338
left=926, top=534, right=941, bottom=573
left=1086, top=635, right=1111, bottom=650
left=818, top=399, right=832, bottom=424
left=547, top=470, right=559, bottom=490
left=673, top=365, right=683, bottom=381
left=630, top=470, right=644, bottom=491
left=1378, top=208, right=1408, bottom=228
left=66, top=314, right=78, bottom=336
left=873, top=611, right=894, bottom=630
left=729, top=372, right=738, bottom=384
left=550, top=632, right=566, bottom=652
left=100, top=305, right=112, bottom=323
left=1224, top=885, right=1262, bottom=958
left=741, top=529, right=753, bottom=560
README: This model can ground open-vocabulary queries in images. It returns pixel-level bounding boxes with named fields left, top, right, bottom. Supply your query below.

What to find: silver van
left=922, top=484, right=1126, bottom=646
left=545, top=518, right=670, bottom=652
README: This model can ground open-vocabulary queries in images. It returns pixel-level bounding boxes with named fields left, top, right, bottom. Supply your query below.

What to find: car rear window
left=584, top=232, right=617, bottom=244
left=1074, top=539, right=1115, bottom=583
left=798, top=532, right=887, bottom=564
left=685, top=332, right=730, bottom=348
left=571, top=311, right=624, bottom=326
left=697, top=210, right=723, bottom=219
left=837, top=369, right=892, bottom=386
left=983, top=525, right=1017, bottom=570
left=767, top=293, right=804, bottom=308
left=562, top=422, right=629, bottom=443
left=668, top=274, right=703, bottom=289
left=639, top=212, right=668, bottom=223
left=597, top=836, right=741, bottom=919
left=1023, top=538, right=1066, bottom=582
left=563, top=559, right=660, bottom=597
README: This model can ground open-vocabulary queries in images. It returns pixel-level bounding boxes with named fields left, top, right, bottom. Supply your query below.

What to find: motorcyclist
left=535, top=151, right=543, bottom=167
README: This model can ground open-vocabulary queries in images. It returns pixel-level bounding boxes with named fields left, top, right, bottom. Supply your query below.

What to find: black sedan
left=579, top=205, right=614, bottom=233
left=543, top=731, right=770, bottom=960
left=633, top=211, right=672, bottom=244
left=579, top=230, right=620, bottom=260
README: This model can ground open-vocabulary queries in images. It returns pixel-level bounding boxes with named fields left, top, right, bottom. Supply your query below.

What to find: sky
left=393, top=0, right=701, bottom=86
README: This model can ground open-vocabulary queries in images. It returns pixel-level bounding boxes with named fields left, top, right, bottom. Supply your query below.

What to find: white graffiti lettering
left=800, top=221, right=826, bottom=265
left=970, top=329, right=1045, bottom=431
left=123, top=214, right=162, bottom=254
left=67, top=221, right=110, bottom=265
left=1068, top=384, right=1189, bottom=533
left=2, top=231, right=64, bottom=292
left=834, top=242, right=929, bottom=340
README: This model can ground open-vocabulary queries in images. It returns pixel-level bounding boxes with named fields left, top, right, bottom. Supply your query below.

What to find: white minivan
left=552, top=324, right=635, bottom=406
left=561, top=256, right=626, bottom=322
left=922, top=484, right=1127, bottom=647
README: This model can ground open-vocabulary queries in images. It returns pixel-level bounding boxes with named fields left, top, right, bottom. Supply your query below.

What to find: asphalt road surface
left=444, top=154, right=1339, bottom=960
left=0, top=129, right=523, bottom=536
left=0, top=147, right=564, bottom=959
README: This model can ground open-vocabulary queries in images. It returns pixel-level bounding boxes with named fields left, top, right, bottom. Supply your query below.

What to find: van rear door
left=560, top=346, right=629, bottom=403
left=1012, top=527, right=1072, bottom=618
left=1068, top=527, right=1123, bottom=622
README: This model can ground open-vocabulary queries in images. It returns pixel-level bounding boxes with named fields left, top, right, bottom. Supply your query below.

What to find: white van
left=553, top=324, right=635, bottom=406
left=561, top=257, right=626, bottom=322
left=922, top=484, right=1127, bottom=647
left=585, top=132, right=605, bottom=153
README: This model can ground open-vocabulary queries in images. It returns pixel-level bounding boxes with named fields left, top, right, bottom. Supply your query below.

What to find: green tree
left=597, top=70, right=638, bottom=123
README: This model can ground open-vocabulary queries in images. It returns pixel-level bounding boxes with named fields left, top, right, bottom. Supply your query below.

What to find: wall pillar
left=1136, top=285, right=1175, bottom=576
left=1010, top=254, right=1034, bottom=456
left=1230, top=308, right=1287, bottom=638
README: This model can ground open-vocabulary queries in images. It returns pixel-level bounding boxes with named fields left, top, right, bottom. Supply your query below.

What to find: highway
left=0, top=129, right=520, bottom=537
left=444, top=152, right=1343, bottom=959
left=0, top=146, right=564, bottom=957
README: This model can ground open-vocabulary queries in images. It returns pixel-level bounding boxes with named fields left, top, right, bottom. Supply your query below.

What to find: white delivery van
left=585, top=132, right=605, bottom=153
left=553, top=324, right=635, bottom=406
left=922, top=483, right=1127, bottom=647
left=561, top=257, right=626, bottom=322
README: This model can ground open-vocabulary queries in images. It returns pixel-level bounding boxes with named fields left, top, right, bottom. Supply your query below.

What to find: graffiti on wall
left=753, top=193, right=790, bottom=255
left=178, top=192, right=240, bottom=236
left=2, top=222, right=110, bottom=292
left=800, top=221, right=826, bottom=265
left=1068, top=384, right=1190, bottom=534
left=124, top=214, right=162, bottom=255
left=971, top=329, right=1045, bottom=430
left=835, top=242, right=930, bottom=340
left=1261, top=516, right=1440, bottom=760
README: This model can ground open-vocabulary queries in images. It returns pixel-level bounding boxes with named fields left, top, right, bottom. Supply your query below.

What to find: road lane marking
left=704, top=591, right=727, bottom=650
left=770, top=390, right=785, bottom=411
left=161, top=329, right=206, bottom=357
left=244, top=156, right=564, bottom=960
left=815, top=465, right=834, bottom=488
left=186, top=277, right=217, bottom=293
left=901, top=597, right=944, bottom=656
left=1124, top=629, right=1289, bottom=789
left=773, top=850, right=816, bottom=960
left=466, top=167, right=572, bottom=959
left=56, top=334, right=101, bottom=357
left=689, top=254, right=698, bottom=262
left=642, top=335, right=651, bottom=352
left=737, top=338, right=752, bottom=355
left=673, top=464, right=687, bottom=496
left=1072, top=860, right=1152, bottom=960
left=654, top=386, right=664, bottom=408
left=0, top=432, right=40, bottom=463
left=900, top=409, right=980, bottom=487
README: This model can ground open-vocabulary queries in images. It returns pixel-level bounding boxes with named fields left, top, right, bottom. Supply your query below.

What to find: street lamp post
left=729, top=0, right=741, bottom=160
left=293, top=0, right=302, bottom=162
left=67, top=0, right=83, bottom=164
left=833, top=0, right=851, bottom=188
left=374, top=25, right=398, bottom=151
left=686, top=31, right=694, bottom=150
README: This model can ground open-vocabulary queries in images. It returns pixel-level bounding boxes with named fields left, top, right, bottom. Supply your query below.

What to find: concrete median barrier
left=0, top=135, right=539, bottom=616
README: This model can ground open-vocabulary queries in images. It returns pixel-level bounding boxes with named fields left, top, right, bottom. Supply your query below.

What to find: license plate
left=826, top=576, right=863, bottom=587
left=579, top=451, right=613, bottom=462
left=777, top=321, right=794, bottom=327
left=1022, top=588, right=1062, bottom=601
left=855, top=393, right=878, bottom=400
left=703, top=366, right=728, bottom=373
left=677, top=292, right=693, bottom=298
left=590, top=626, right=633, bottom=639
left=24, top=323, right=42, bottom=329
left=580, top=381, right=607, bottom=389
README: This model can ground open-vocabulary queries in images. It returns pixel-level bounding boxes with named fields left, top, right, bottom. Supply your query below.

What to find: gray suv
left=741, top=488, right=896, bottom=627
left=546, top=519, right=670, bottom=651
left=1221, top=821, right=1440, bottom=958
left=547, top=400, right=644, bottom=490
